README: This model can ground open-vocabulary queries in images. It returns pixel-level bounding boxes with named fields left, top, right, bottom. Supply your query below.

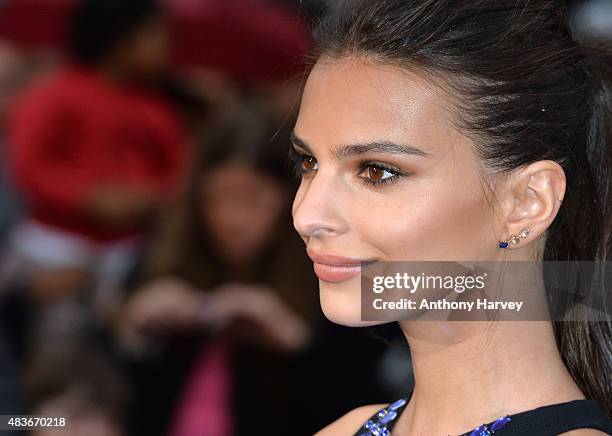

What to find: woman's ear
left=498, top=160, right=566, bottom=249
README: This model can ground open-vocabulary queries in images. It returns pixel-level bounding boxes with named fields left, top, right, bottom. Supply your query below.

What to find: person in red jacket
left=3, top=0, right=188, bottom=321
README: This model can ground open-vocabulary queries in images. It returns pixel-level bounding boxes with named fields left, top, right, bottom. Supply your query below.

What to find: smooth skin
left=292, top=56, right=605, bottom=435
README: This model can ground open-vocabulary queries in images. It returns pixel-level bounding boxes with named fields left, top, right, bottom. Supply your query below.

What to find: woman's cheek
left=357, top=188, right=493, bottom=260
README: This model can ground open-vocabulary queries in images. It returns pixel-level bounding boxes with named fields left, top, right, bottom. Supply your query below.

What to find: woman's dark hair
left=312, top=0, right=612, bottom=417
left=69, top=0, right=164, bottom=64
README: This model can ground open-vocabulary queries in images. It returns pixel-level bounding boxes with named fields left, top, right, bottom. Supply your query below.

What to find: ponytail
left=549, top=38, right=612, bottom=418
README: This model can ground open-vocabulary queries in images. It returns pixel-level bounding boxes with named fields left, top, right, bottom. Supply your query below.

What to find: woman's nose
left=292, top=173, right=347, bottom=239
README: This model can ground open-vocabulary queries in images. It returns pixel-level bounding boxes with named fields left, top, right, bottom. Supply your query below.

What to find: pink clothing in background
left=169, top=338, right=234, bottom=436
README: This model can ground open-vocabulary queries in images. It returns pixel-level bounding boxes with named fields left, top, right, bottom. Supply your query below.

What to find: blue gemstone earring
left=498, top=227, right=530, bottom=249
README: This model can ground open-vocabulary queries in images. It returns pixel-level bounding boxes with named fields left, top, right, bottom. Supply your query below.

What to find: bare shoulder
left=314, top=404, right=387, bottom=435
left=558, top=430, right=610, bottom=435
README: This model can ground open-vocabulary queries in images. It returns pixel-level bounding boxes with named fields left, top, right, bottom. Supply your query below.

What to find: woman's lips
left=307, top=249, right=366, bottom=283
left=312, top=262, right=362, bottom=282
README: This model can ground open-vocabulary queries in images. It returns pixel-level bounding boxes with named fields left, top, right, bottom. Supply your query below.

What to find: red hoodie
left=8, top=66, right=189, bottom=242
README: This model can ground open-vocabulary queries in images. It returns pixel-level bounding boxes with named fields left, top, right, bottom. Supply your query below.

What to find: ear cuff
left=498, top=227, right=530, bottom=248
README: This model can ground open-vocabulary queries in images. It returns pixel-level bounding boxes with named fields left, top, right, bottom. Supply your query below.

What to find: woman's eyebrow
left=290, top=131, right=314, bottom=155
left=331, top=141, right=433, bottom=160
left=290, top=130, right=432, bottom=160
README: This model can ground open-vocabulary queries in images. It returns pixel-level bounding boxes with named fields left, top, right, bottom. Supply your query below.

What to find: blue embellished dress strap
left=354, top=392, right=612, bottom=436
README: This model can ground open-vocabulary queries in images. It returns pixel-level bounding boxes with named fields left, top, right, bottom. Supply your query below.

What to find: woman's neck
left=394, top=320, right=584, bottom=435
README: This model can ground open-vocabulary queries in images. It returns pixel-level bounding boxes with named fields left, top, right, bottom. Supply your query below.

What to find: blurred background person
left=1, top=0, right=189, bottom=351
left=0, top=1, right=190, bottom=430
left=113, top=102, right=318, bottom=436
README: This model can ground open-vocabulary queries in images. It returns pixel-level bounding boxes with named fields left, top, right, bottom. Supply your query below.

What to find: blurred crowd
left=0, top=1, right=410, bottom=435
left=1, top=0, right=608, bottom=435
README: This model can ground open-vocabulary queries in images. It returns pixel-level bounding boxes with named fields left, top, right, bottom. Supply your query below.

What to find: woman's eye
left=358, top=164, right=401, bottom=185
left=289, top=148, right=318, bottom=177
left=302, top=156, right=318, bottom=172
left=365, top=166, right=392, bottom=181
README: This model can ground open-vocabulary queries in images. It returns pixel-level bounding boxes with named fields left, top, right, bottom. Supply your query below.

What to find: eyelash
left=288, top=148, right=405, bottom=187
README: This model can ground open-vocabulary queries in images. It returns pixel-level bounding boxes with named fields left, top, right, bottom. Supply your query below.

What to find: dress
left=354, top=393, right=612, bottom=436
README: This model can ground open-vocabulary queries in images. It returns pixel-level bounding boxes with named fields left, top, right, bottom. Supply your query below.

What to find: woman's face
left=200, top=162, right=287, bottom=266
left=119, top=15, right=170, bottom=78
left=292, top=57, right=505, bottom=326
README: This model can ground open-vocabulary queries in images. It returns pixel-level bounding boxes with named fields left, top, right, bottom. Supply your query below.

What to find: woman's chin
left=319, top=279, right=386, bottom=327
